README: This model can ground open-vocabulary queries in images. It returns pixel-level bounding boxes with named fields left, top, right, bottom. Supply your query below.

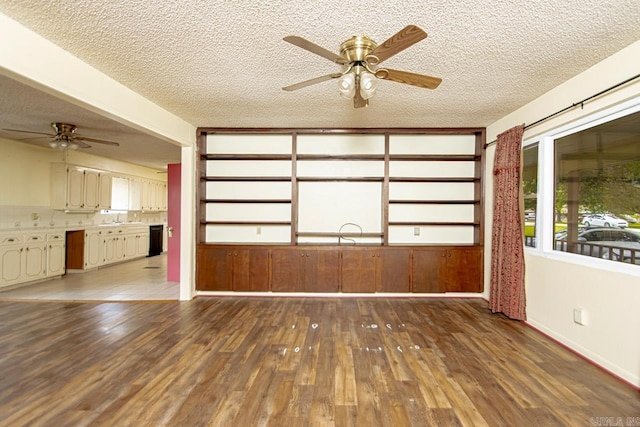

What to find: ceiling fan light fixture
left=338, top=73, right=356, bottom=99
left=359, top=71, right=377, bottom=99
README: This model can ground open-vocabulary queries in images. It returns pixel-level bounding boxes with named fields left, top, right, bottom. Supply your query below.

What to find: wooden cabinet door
left=411, top=248, right=447, bottom=293
left=24, top=243, right=46, bottom=281
left=0, top=245, right=23, bottom=285
left=136, top=234, right=149, bottom=257
left=305, top=248, right=339, bottom=292
left=197, top=246, right=232, bottom=291
left=47, top=241, right=65, bottom=277
left=124, top=236, right=137, bottom=259
left=232, top=248, right=270, bottom=292
left=271, top=248, right=303, bottom=292
left=99, top=173, right=112, bottom=210
left=67, top=167, right=85, bottom=209
left=445, top=247, right=483, bottom=292
left=85, top=230, right=102, bottom=268
left=378, top=248, right=411, bottom=292
left=341, top=247, right=378, bottom=293
left=83, top=170, right=100, bottom=209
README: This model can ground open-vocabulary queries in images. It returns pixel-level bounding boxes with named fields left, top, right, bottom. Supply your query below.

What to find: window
left=523, top=143, right=539, bottom=247
left=553, top=110, right=640, bottom=265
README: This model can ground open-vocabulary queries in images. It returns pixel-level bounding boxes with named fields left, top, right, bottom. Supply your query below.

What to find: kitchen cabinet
left=103, top=227, right=125, bottom=264
left=139, top=179, right=167, bottom=211
left=51, top=164, right=111, bottom=211
left=412, top=247, right=483, bottom=293
left=98, top=173, right=112, bottom=210
left=46, top=232, right=66, bottom=277
left=271, top=247, right=339, bottom=292
left=67, top=228, right=105, bottom=270
left=123, top=227, right=149, bottom=259
left=196, top=245, right=269, bottom=291
left=0, top=232, right=47, bottom=288
left=67, top=226, right=149, bottom=271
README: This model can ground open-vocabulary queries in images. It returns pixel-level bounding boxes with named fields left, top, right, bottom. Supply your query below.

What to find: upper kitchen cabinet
left=50, top=163, right=111, bottom=211
left=140, top=179, right=167, bottom=211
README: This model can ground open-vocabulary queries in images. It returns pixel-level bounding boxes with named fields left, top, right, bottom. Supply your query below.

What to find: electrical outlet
left=257, top=226, right=262, bottom=235
left=413, top=227, right=420, bottom=236
left=573, top=308, right=588, bottom=325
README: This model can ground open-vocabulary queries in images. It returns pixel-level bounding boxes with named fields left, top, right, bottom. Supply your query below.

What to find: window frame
left=522, top=97, right=640, bottom=275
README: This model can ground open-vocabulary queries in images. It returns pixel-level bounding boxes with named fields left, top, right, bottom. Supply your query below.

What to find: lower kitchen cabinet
left=46, top=232, right=66, bottom=277
left=412, top=247, right=483, bottom=293
left=0, top=232, right=51, bottom=288
left=196, top=245, right=269, bottom=291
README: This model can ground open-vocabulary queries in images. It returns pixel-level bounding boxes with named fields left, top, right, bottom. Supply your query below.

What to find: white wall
left=485, top=40, right=640, bottom=387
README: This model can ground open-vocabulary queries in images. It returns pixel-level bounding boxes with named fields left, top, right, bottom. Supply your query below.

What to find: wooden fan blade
left=74, top=136, right=119, bottom=147
left=283, top=36, right=347, bottom=64
left=74, top=140, right=92, bottom=149
left=282, top=73, right=342, bottom=91
left=3, top=128, right=54, bottom=137
left=376, top=68, right=442, bottom=90
left=368, top=25, right=428, bottom=64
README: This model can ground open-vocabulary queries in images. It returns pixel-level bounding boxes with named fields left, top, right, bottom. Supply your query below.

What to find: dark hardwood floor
left=0, top=297, right=637, bottom=426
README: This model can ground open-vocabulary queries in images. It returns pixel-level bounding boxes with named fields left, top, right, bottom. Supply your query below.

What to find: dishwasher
left=148, top=225, right=164, bottom=257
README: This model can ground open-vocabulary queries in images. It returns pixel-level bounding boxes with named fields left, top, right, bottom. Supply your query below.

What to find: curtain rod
left=484, top=72, right=640, bottom=148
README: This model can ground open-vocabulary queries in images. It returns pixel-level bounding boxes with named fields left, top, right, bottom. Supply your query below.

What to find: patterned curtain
left=490, top=124, right=526, bottom=320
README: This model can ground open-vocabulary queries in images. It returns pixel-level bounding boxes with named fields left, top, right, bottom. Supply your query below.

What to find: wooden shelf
left=389, top=221, right=478, bottom=226
left=204, top=199, right=291, bottom=204
left=389, top=200, right=480, bottom=204
left=202, top=154, right=292, bottom=160
left=202, top=176, right=292, bottom=182
left=197, top=129, right=486, bottom=248
left=388, top=177, right=479, bottom=183
left=296, top=232, right=384, bottom=238
left=297, top=177, right=384, bottom=182
left=297, top=154, right=385, bottom=161
left=202, top=221, right=292, bottom=226
left=389, top=154, right=479, bottom=161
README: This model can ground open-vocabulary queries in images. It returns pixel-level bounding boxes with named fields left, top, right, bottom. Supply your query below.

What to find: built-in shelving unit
left=196, top=128, right=485, bottom=293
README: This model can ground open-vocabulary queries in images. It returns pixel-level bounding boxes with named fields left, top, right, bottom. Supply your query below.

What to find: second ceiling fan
left=282, top=25, right=442, bottom=108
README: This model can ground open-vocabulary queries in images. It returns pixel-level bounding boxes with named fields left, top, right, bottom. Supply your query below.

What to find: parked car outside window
left=582, top=214, right=628, bottom=229
left=556, top=227, right=640, bottom=264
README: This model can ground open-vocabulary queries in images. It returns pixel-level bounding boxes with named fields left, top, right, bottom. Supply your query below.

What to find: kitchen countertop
left=0, top=222, right=165, bottom=235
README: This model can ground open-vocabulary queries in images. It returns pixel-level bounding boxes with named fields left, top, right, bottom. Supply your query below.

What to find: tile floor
left=0, top=253, right=179, bottom=301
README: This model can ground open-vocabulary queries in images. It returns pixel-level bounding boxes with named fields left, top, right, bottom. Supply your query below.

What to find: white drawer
left=47, top=233, right=66, bottom=242
left=0, top=234, right=23, bottom=245
left=24, top=233, right=46, bottom=243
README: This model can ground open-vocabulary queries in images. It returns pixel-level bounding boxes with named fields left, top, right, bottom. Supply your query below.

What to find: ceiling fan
left=2, top=122, right=120, bottom=150
left=282, top=25, right=442, bottom=108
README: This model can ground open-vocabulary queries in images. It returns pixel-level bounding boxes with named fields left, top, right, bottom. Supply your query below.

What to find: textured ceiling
left=0, top=0, right=639, bottom=169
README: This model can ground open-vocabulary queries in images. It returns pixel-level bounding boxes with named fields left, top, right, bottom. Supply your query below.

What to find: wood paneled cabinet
left=412, top=247, right=483, bottom=293
left=271, top=247, right=339, bottom=292
left=196, top=244, right=482, bottom=293
left=197, top=246, right=269, bottom=291
left=340, top=247, right=411, bottom=293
